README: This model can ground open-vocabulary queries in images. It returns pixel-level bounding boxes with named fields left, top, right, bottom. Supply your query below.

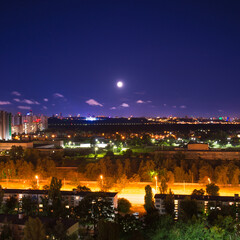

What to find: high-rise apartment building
left=0, top=111, right=12, bottom=140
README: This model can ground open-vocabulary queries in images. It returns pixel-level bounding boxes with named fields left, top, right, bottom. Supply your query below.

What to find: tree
left=49, top=220, right=67, bottom=240
left=206, top=183, right=220, bottom=196
left=9, top=145, right=24, bottom=161
left=124, top=158, right=132, bottom=178
left=144, top=185, right=155, bottom=214
left=0, top=185, right=4, bottom=209
left=214, top=166, right=228, bottom=185
left=0, top=223, right=13, bottom=240
left=180, top=197, right=198, bottom=221
left=124, top=149, right=133, bottom=158
left=98, top=220, right=120, bottom=240
left=23, top=149, right=40, bottom=166
left=21, top=196, right=37, bottom=216
left=4, top=196, right=17, bottom=214
left=75, top=193, right=115, bottom=236
left=16, top=160, right=34, bottom=180
left=174, top=167, right=186, bottom=182
left=152, top=221, right=225, bottom=240
left=116, top=159, right=124, bottom=179
left=163, top=189, right=175, bottom=218
left=76, top=185, right=91, bottom=192
left=23, top=217, right=45, bottom=240
left=118, top=198, right=132, bottom=214
left=199, top=164, right=214, bottom=183
left=159, top=177, right=168, bottom=194
left=105, top=150, right=114, bottom=157
left=116, top=174, right=129, bottom=192
left=49, top=177, right=62, bottom=199
left=118, top=214, right=142, bottom=234
left=192, top=189, right=205, bottom=196
left=48, top=177, right=63, bottom=217
left=230, top=168, right=240, bottom=185
left=98, top=177, right=114, bottom=192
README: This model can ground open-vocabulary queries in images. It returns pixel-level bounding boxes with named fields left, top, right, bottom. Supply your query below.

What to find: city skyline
left=1, top=1, right=240, bottom=117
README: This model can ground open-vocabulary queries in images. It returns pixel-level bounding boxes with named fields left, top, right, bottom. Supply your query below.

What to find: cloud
left=22, top=99, right=40, bottom=105
left=86, top=99, right=103, bottom=107
left=136, top=100, right=145, bottom=104
left=13, top=98, right=21, bottom=102
left=43, top=106, right=48, bottom=110
left=43, top=98, right=48, bottom=102
left=12, top=91, right=21, bottom=96
left=147, top=100, right=152, bottom=103
left=54, top=93, right=64, bottom=98
left=163, top=104, right=167, bottom=107
left=218, top=109, right=223, bottom=112
left=121, top=103, right=129, bottom=108
left=172, top=106, right=177, bottom=108
left=110, top=107, right=116, bottom=110
left=180, top=105, right=187, bottom=109
left=0, top=101, right=11, bottom=105
left=18, top=106, right=31, bottom=110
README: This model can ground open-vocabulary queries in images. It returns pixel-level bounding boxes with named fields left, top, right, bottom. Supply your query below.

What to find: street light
left=154, top=176, right=158, bottom=192
left=92, top=200, right=96, bottom=237
left=100, top=175, right=103, bottom=189
left=35, top=175, right=39, bottom=187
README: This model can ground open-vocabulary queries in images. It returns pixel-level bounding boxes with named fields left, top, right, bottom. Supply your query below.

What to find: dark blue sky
left=1, top=0, right=240, bottom=117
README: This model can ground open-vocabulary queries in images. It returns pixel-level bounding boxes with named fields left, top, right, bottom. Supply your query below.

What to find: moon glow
left=117, top=81, right=123, bottom=88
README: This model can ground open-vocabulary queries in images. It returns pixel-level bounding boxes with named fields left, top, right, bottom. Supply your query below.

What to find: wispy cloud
left=136, top=100, right=145, bottom=104
left=121, top=103, right=129, bottom=108
left=22, top=99, right=40, bottom=105
left=86, top=99, right=103, bottom=107
left=13, top=98, right=21, bottom=102
left=0, top=101, right=11, bottom=105
left=43, top=98, right=48, bottom=102
left=53, top=93, right=64, bottom=98
left=18, top=106, right=31, bottom=110
left=12, top=91, right=21, bottom=96
left=110, top=107, right=116, bottom=110
left=172, top=106, right=177, bottom=108
left=163, top=104, right=167, bottom=107
left=180, top=105, right=187, bottom=109
left=43, top=106, right=48, bottom=110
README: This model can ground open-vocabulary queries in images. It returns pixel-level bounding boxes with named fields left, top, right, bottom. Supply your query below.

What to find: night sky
left=1, top=0, right=240, bottom=117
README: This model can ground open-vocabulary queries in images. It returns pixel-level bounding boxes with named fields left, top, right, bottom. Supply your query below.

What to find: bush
left=118, top=198, right=132, bottom=214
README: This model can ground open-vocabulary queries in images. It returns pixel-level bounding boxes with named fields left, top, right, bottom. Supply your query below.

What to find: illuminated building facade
left=0, top=111, right=12, bottom=140
left=155, top=194, right=239, bottom=219
left=12, top=113, right=48, bottom=134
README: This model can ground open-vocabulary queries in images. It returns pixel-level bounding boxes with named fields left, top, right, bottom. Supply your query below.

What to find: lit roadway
left=1, top=180, right=239, bottom=213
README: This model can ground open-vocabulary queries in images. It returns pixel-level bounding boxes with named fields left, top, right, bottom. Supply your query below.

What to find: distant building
left=154, top=193, right=239, bottom=219
left=2, top=189, right=118, bottom=209
left=11, top=113, right=48, bottom=135
left=0, top=111, right=12, bottom=140
left=0, top=142, right=33, bottom=151
left=187, top=143, right=209, bottom=151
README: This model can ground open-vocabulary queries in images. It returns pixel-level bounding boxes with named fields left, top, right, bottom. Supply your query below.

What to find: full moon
left=117, top=81, right=123, bottom=88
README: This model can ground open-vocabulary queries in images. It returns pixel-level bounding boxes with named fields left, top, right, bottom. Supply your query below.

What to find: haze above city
left=1, top=0, right=240, bottom=117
